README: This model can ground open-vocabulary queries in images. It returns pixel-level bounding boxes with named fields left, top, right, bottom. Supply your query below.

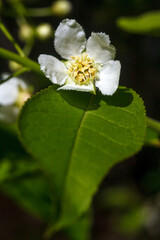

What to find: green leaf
left=117, top=10, right=160, bottom=36
left=64, top=211, right=92, bottom=240
left=18, top=86, right=146, bottom=233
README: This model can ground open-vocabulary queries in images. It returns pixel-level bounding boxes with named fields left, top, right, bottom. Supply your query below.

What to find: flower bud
left=51, top=0, right=72, bottom=16
left=18, top=23, right=34, bottom=41
left=9, top=61, right=22, bottom=72
left=0, top=75, right=33, bottom=124
left=36, top=23, right=53, bottom=40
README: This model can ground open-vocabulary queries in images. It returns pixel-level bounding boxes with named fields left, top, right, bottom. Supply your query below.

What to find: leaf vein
left=81, top=125, right=130, bottom=147
left=78, top=136, right=113, bottom=158
left=87, top=112, right=134, bottom=129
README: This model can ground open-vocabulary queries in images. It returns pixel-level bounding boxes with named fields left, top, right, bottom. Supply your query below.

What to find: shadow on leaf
left=59, top=90, right=100, bottom=110
left=59, top=87, right=133, bottom=110
left=102, top=87, right=133, bottom=107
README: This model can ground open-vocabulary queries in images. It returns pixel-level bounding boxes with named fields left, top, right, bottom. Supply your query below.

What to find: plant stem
left=0, top=21, right=25, bottom=57
left=0, top=68, right=29, bottom=84
left=0, top=48, right=41, bottom=75
left=147, top=117, right=160, bottom=134
left=8, top=0, right=27, bottom=19
left=23, top=38, right=35, bottom=57
left=27, top=7, right=52, bottom=17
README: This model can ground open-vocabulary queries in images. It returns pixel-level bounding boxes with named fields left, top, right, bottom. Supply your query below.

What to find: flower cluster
left=38, top=19, right=121, bottom=95
left=0, top=75, right=31, bottom=123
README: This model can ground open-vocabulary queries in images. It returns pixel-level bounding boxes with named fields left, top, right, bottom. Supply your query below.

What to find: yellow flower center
left=15, top=88, right=31, bottom=108
left=67, top=53, right=97, bottom=85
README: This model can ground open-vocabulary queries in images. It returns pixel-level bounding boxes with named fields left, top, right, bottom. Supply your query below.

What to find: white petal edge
left=96, top=60, right=121, bottom=95
left=58, top=79, right=95, bottom=93
left=86, top=32, right=116, bottom=65
left=54, top=19, right=86, bottom=60
left=0, top=75, right=27, bottom=106
left=38, top=54, right=68, bottom=85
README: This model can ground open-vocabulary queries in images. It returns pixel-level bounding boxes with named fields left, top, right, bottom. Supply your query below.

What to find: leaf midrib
left=59, top=94, right=94, bottom=210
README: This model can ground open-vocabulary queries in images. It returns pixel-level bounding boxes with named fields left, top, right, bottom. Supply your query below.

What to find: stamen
left=67, top=53, right=97, bottom=85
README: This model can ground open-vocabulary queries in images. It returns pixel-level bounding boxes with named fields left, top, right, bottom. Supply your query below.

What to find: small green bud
left=51, top=0, right=72, bottom=16
left=9, top=61, right=22, bottom=72
left=36, top=23, right=53, bottom=40
left=18, top=23, right=34, bottom=42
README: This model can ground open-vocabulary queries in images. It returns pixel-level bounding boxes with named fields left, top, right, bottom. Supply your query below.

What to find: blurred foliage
left=97, top=187, right=140, bottom=209
left=116, top=207, right=144, bottom=234
left=145, top=128, right=160, bottom=148
left=117, top=10, right=160, bottom=36
left=0, top=123, right=51, bottom=220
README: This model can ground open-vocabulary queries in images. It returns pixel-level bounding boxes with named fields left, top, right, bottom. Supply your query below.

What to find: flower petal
left=58, top=78, right=95, bottom=93
left=86, top=32, right=116, bottom=64
left=96, top=60, right=121, bottom=95
left=0, top=75, right=27, bottom=106
left=54, top=19, right=86, bottom=59
left=38, top=54, right=67, bottom=85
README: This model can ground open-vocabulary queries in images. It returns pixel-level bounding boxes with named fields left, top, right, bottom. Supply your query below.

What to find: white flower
left=0, top=75, right=31, bottom=123
left=38, top=19, right=121, bottom=95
